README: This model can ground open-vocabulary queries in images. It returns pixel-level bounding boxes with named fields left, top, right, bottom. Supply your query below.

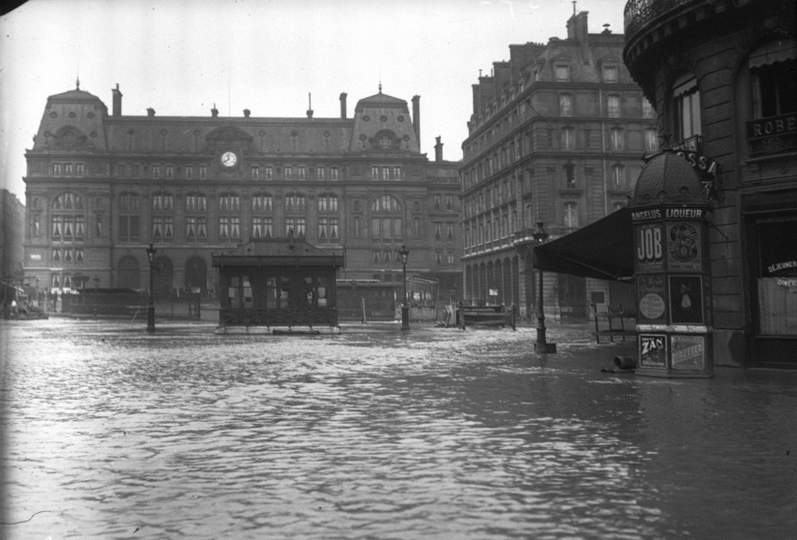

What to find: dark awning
left=533, top=207, right=634, bottom=281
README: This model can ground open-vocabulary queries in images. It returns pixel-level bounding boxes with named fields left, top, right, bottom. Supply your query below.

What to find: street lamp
left=398, top=244, right=410, bottom=331
left=532, top=222, right=556, bottom=353
left=146, top=243, right=157, bottom=333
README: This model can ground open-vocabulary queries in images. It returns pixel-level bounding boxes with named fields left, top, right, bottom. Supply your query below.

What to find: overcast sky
left=0, top=0, right=627, bottom=200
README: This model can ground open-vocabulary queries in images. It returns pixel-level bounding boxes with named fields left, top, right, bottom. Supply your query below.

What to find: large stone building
left=460, top=10, right=657, bottom=320
left=22, top=84, right=461, bottom=307
left=623, top=0, right=797, bottom=366
left=1, top=189, right=26, bottom=294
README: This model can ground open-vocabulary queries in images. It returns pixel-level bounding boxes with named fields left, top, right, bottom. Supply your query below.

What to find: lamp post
left=532, top=222, right=556, bottom=353
left=398, top=244, right=410, bottom=331
left=146, top=243, right=157, bottom=333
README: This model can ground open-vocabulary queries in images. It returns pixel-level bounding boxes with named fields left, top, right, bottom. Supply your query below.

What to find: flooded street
left=2, top=319, right=796, bottom=539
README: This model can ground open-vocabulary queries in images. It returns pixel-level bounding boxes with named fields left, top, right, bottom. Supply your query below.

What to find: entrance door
left=154, top=256, right=173, bottom=298
left=117, top=256, right=140, bottom=289
left=185, top=256, right=207, bottom=295
left=558, top=273, right=587, bottom=321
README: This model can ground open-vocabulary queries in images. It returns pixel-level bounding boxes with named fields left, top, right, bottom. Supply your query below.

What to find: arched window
left=370, top=195, right=402, bottom=240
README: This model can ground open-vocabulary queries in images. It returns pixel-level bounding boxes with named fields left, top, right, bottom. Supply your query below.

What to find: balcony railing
left=624, top=0, right=696, bottom=37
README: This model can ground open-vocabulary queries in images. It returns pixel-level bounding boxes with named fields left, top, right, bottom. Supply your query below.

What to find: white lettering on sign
left=768, top=260, right=797, bottom=274
left=632, top=208, right=662, bottom=221
left=671, top=342, right=704, bottom=365
left=665, top=208, right=703, bottom=219
left=637, top=226, right=663, bottom=263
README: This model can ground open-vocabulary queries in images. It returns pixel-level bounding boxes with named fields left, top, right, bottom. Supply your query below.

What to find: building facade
left=1, top=189, right=26, bottom=297
left=22, top=85, right=461, bottom=306
left=624, top=0, right=797, bottom=366
left=460, top=10, right=657, bottom=321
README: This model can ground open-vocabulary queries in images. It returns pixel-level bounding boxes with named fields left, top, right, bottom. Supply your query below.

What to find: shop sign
left=29, top=253, right=42, bottom=261
left=669, top=275, right=704, bottom=324
left=747, top=113, right=797, bottom=140
left=640, top=334, right=667, bottom=367
left=631, top=208, right=662, bottom=222
left=637, top=274, right=667, bottom=323
left=635, top=223, right=664, bottom=273
left=667, top=222, right=703, bottom=272
left=671, top=335, right=705, bottom=370
left=776, top=278, right=797, bottom=289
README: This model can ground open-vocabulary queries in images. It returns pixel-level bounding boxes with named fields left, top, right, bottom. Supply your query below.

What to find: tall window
left=317, top=218, right=339, bottom=242
left=607, top=95, right=621, bottom=118
left=645, top=129, right=659, bottom=152
left=51, top=192, right=86, bottom=242
left=610, top=127, right=624, bottom=151
left=285, top=192, right=306, bottom=213
left=152, top=192, right=174, bottom=241
left=564, top=163, right=576, bottom=188
left=118, top=192, right=140, bottom=242
left=673, top=75, right=701, bottom=140
left=612, top=164, right=626, bottom=190
left=218, top=216, right=240, bottom=241
left=561, top=127, right=575, bottom=150
left=251, top=217, right=273, bottom=240
left=317, top=194, right=339, bottom=213
left=750, top=44, right=797, bottom=119
left=185, top=193, right=207, bottom=242
left=285, top=217, right=306, bottom=238
left=642, top=98, right=655, bottom=119
left=219, top=194, right=240, bottom=212
left=559, top=94, right=573, bottom=116
left=564, top=202, right=578, bottom=228
left=251, top=194, right=273, bottom=213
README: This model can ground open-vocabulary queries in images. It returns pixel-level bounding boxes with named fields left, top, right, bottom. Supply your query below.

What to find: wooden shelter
left=212, top=239, right=343, bottom=331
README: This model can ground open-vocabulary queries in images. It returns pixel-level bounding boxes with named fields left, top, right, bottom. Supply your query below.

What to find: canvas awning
left=531, top=207, right=634, bottom=281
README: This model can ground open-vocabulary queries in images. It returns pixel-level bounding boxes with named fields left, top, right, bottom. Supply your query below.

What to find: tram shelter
left=212, top=239, right=343, bottom=333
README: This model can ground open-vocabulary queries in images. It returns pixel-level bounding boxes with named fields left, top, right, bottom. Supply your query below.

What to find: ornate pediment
left=49, top=126, right=92, bottom=151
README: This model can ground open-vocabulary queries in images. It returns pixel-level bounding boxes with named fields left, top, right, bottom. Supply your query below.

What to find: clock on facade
left=220, top=151, right=238, bottom=168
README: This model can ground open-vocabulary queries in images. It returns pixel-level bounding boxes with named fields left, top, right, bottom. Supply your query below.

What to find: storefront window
left=756, top=219, right=797, bottom=335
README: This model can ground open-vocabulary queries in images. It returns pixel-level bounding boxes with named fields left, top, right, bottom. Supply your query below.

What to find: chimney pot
left=243, top=108, right=251, bottom=118
left=411, top=95, right=421, bottom=144
left=434, top=135, right=443, bottom=162
left=111, top=83, right=123, bottom=116
left=339, top=92, right=348, bottom=119
left=146, top=107, right=155, bottom=117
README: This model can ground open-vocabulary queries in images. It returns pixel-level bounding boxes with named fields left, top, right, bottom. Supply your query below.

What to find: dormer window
left=554, top=64, right=570, bottom=82
left=378, top=134, right=391, bottom=148
left=602, top=64, right=619, bottom=83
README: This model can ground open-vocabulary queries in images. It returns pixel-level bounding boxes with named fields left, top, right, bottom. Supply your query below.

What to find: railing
left=624, top=0, right=696, bottom=38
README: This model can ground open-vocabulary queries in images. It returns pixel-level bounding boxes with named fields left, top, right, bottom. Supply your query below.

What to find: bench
left=456, top=304, right=516, bottom=330
left=592, top=303, right=635, bottom=343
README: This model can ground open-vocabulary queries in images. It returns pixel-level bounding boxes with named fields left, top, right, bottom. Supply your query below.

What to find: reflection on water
left=2, top=319, right=796, bottom=539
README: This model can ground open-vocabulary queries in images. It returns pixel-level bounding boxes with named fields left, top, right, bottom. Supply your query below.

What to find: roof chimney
left=111, top=83, right=122, bottom=116
left=339, top=92, right=347, bottom=119
left=306, top=92, right=314, bottom=118
left=434, top=136, right=443, bottom=162
left=411, top=95, right=420, bottom=143
left=211, top=103, right=219, bottom=118
left=243, top=108, right=251, bottom=118
left=146, top=107, right=155, bottom=117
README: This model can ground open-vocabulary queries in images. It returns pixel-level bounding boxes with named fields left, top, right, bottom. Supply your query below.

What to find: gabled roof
left=354, top=92, right=408, bottom=112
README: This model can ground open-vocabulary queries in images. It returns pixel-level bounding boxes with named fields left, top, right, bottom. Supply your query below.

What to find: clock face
left=221, top=151, right=237, bottom=168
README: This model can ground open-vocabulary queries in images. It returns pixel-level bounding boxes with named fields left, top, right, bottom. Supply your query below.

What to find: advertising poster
left=669, top=275, right=703, bottom=324
left=639, top=334, right=667, bottom=367
left=667, top=222, right=703, bottom=272
left=671, top=335, right=706, bottom=370
left=634, top=223, right=665, bottom=274
left=636, top=274, right=667, bottom=324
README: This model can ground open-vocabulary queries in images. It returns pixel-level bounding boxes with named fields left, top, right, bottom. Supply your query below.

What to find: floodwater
left=1, top=319, right=796, bottom=539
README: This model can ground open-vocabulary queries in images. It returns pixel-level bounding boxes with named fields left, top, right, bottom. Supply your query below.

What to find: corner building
left=624, top=0, right=797, bottom=366
left=461, top=11, right=657, bottom=320
left=22, top=86, right=461, bottom=305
